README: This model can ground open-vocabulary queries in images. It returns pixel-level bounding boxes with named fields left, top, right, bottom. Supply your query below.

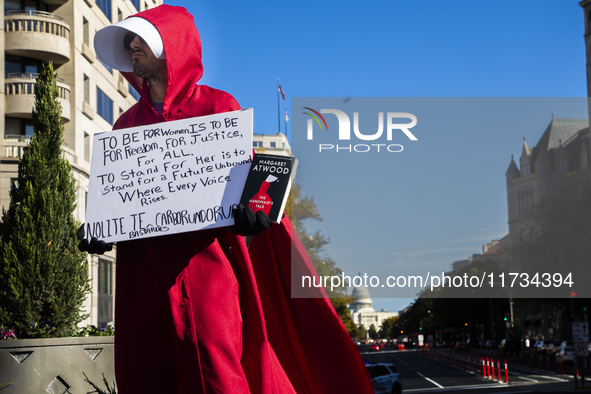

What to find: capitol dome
left=351, top=284, right=371, bottom=300
left=349, top=284, right=374, bottom=313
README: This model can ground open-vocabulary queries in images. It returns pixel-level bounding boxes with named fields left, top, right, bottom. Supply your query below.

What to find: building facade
left=0, top=0, right=162, bottom=326
left=442, top=2, right=591, bottom=343
left=253, top=132, right=291, bottom=156
left=505, top=118, right=591, bottom=248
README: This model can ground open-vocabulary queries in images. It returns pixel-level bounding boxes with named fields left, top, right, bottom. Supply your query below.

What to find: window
left=99, top=58, right=113, bottom=73
left=97, top=258, right=114, bottom=325
left=253, top=141, right=262, bottom=147
left=97, top=88, right=113, bottom=125
left=368, top=366, right=390, bottom=378
left=270, top=142, right=276, bottom=148
left=129, top=84, right=140, bottom=101
left=83, top=17, right=89, bottom=46
left=131, top=0, right=140, bottom=11
left=84, top=132, right=90, bottom=162
left=117, top=8, right=123, bottom=22
left=83, top=74, right=90, bottom=103
left=98, top=259, right=112, bottom=295
left=5, top=55, right=43, bottom=78
left=4, top=0, right=20, bottom=13
left=5, top=117, right=33, bottom=139
left=96, top=0, right=111, bottom=21
left=10, top=178, right=19, bottom=195
left=5, top=0, right=47, bottom=12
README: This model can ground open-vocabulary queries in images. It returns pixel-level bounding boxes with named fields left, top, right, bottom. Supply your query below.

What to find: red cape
left=112, top=5, right=373, bottom=393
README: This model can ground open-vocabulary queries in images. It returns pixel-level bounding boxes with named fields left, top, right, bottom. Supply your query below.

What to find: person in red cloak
left=91, top=5, right=373, bottom=393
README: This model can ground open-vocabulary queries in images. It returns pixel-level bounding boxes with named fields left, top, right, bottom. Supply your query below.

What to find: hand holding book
left=231, top=204, right=272, bottom=236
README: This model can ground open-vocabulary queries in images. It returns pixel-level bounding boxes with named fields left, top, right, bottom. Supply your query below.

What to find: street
left=360, top=346, right=591, bottom=393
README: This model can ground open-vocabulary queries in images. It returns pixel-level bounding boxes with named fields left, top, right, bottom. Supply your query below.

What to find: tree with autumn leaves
left=285, top=183, right=359, bottom=337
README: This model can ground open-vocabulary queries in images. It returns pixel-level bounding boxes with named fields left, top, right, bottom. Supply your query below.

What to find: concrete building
left=253, top=132, right=291, bottom=156
left=0, top=0, right=162, bottom=326
left=349, top=284, right=398, bottom=333
left=451, top=114, right=591, bottom=341
left=505, top=118, right=591, bottom=248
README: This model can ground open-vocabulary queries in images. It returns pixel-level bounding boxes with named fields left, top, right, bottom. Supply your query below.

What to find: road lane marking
left=517, top=376, right=539, bottom=382
left=507, top=369, right=569, bottom=382
left=405, top=384, right=529, bottom=393
left=415, top=371, right=444, bottom=388
left=532, top=375, right=569, bottom=382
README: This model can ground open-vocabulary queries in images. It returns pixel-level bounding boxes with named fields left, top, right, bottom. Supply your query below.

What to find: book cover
left=240, top=154, right=298, bottom=223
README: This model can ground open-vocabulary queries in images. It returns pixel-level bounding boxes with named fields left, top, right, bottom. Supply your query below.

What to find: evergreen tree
left=368, top=324, right=378, bottom=339
left=379, top=316, right=399, bottom=339
left=0, top=63, right=90, bottom=338
left=357, top=324, right=367, bottom=340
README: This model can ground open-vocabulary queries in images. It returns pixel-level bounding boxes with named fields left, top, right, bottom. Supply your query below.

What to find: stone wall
left=0, top=336, right=114, bottom=393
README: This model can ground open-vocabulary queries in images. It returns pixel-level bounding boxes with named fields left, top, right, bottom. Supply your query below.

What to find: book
left=239, top=153, right=298, bottom=223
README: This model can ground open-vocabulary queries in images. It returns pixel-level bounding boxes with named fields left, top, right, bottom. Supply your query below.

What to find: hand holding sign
left=84, top=109, right=253, bottom=243
left=77, top=224, right=113, bottom=254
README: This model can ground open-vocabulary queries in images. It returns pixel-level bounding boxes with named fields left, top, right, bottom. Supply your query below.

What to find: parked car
left=499, top=339, right=522, bottom=356
left=370, top=343, right=381, bottom=352
left=366, top=363, right=402, bottom=394
left=560, top=341, right=574, bottom=349
left=541, top=340, right=554, bottom=354
left=443, top=340, right=455, bottom=348
left=556, top=346, right=575, bottom=363
left=545, top=343, right=560, bottom=355
left=534, top=339, right=552, bottom=353
left=404, top=341, right=416, bottom=349
left=467, top=339, right=480, bottom=349
left=485, top=340, right=498, bottom=350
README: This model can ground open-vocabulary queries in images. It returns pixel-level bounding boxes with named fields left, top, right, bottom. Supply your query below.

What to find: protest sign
left=84, top=108, right=253, bottom=243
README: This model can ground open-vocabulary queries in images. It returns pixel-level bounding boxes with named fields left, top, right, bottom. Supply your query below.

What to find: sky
left=171, top=0, right=588, bottom=313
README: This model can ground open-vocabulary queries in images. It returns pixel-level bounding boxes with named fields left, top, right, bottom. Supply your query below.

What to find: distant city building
left=445, top=2, right=591, bottom=344
left=349, top=284, right=398, bottom=333
left=450, top=116, right=591, bottom=341
left=253, top=132, right=291, bottom=156
left=506, top=117, right=590, bottom=247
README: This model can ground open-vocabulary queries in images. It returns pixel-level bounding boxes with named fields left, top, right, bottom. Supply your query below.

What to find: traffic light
left=419, top=327, right=422, bottom=331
